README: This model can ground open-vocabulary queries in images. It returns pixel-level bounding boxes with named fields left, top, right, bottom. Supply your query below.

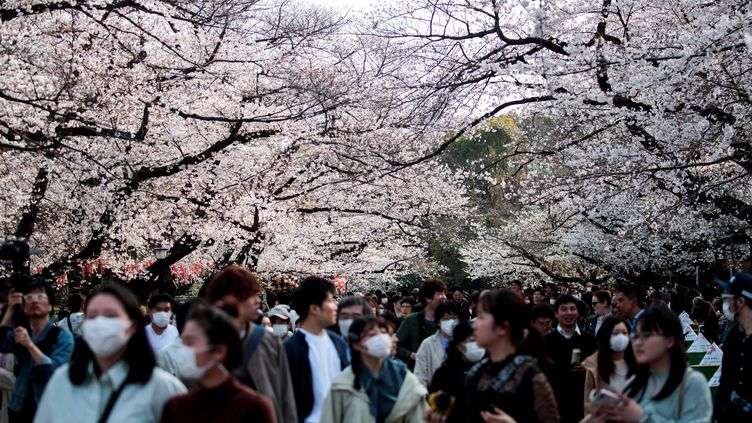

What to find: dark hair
left=67, top=294, right=86, bottom=312
left=530, top=303, right=556, bottom=321
left=510, top=280, right=522, bottom=288
left=401, top=296, right=416, bottom=306
left=337, top=296, right=372, bottom=318
left=70, top=284, right=155, bottom=385
left=446, top=320, right=474, bottom=363
left=593, top=290, right=612, bottom=306
left=435, top=301, right=459, bottom=322
left=275, top=291, right=291, bottom=305
left=451, top=287, right=463, bottom=294
left=185, top=302, right=242, bottom=370
left=292, top=276, right=335, bottom=322
left=616, top=283, right=642, bottom=302
left=470, top=291, right=481, bottom=305
left=596, top=316, right=637, bottom=384
left=553, top=294, right=579, bottom=312
left=533, top=287, right=544, bottom=295
left=173, top=299, right=197, bottom=333
left=478, top=289, right=529, bottom=345
left=147, top=293, right=172, bottom=309
left=545, top=282, right=557, bottom=290
left=204, top=265, right=261, bottom=303
left=419, top=279, right=447, bottom=303
left=347, top=316, right=389, bottom=389
left=379, top=312, right=400, bottom=333
left=625, top=305, right=686, bottom=401
left=23, top=280, right=55, bottom=307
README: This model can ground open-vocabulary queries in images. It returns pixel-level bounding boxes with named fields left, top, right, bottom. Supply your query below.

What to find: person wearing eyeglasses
left=0, top=280, right=74, bottom=422
left=584, top=291, right=612, bottom=336
left=588, top=305, right=712, bottom=423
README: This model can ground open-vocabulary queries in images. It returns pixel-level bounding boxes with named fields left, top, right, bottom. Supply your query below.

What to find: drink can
left=571, top=348, right=581, bottom=365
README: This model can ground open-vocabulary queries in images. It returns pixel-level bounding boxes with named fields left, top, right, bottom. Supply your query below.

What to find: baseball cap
left=716, top=273, right=752, bottom=300
left=268, top=305, right=290, bottom=320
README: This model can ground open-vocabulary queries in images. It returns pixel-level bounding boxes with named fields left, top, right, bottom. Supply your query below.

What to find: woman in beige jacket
left=582, top=316, right=637, bottom=413
left=321, top=317, right=427, bottom=423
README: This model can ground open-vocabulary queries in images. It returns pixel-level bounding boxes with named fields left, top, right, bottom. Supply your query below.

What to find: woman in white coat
left=321, top=316, right=427, bottom=423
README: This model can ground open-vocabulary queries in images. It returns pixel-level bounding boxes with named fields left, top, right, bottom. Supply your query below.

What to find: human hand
left=571, top=365, right=586, bottom=375
left=605, top=395, right=643, bottom=422
left=424, top=409, right=447, bottom=423
left=410, top=352, right=417, bottom=361
left=480, top=407, right=517, bottom=423
left=14, top=327, right=32, bottom=349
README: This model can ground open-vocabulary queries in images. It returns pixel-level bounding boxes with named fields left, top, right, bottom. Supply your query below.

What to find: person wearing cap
left=715, top=273, right=752, bottom=422
left=268, top=305, right=293, bottom=341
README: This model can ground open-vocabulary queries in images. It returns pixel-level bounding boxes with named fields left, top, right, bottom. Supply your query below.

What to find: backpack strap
left=677, top=370, right=688, bottom=418
left=66, top=316, right=73, bottom=333
left=98, top=379, right=131, bottom=423
left=243, top=325, right=266, bottom=366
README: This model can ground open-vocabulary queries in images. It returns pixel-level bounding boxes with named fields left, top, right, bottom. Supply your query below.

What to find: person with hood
left=321, top=316, right=427, bottom=423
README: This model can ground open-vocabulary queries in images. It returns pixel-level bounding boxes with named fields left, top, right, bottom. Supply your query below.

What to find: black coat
left=283, top=329, right=349, bottom=423
left=544, top=329, right=597, bottom=423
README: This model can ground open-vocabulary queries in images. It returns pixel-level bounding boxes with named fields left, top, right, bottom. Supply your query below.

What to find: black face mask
left=220, top=303, right=239, bottom=318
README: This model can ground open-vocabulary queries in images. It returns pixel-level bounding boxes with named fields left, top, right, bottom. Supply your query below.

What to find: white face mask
left=609, top=334, right=630, bottom=352
left=174, top=342, right=214, bottom=380
left=339, top=319, right=354, bottom=339
left=549, top=298, right=556, bottom=305
left=463, top=341, right=485, bottom=362
left=440, top=319, right=458, bottom=337
left=264, top=325, right=274, bottom=333
left=381, top=298, right=388, bottom=305
left=723, top=301, right=736, bottom=321
left=152, top=311, right=171, bottom=328
left=363, top=333, right=392, bottom=359
left=272, top=324, right=289, bottom=337
left=82, top=317, right=130, bottom=358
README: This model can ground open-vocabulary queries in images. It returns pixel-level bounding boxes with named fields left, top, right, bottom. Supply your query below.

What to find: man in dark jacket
left=715, top=274, right=752, bottom=422
left=395, top=279, right=446, bottom=370
left=544, top=294, right=597, bottom=423
left=285, top=276, right=349, bottom=423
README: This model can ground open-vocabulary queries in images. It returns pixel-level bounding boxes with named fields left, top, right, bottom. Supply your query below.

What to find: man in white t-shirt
left=144, top=293, right=178, bottom=353
left=285, top=277, right=349, bottom=423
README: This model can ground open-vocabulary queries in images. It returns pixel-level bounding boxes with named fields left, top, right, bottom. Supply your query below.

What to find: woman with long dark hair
left=426, top=320, right=483, bottom=422
left=458, top=289, right=559, bottom=423
left=35, top=284, right=186, bottom=422
left=321, top=316, right=427, bottom=422
left=160, top=303, right=275, bottom=423
left=599, top=306, right=712, bottom=422
left=582, top=316, right=637, bottom=412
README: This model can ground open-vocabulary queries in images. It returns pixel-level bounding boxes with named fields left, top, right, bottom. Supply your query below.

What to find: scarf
left=360, top=358, right=408, bottom=422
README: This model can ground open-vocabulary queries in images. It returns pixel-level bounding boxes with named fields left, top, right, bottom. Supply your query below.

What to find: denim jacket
left=0, top=321, right=74, bottom=411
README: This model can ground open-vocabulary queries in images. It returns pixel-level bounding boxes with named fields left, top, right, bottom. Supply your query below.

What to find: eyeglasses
left=24, top=293, right=48, bottom=302
left=630, top=331, right=660, bottom=341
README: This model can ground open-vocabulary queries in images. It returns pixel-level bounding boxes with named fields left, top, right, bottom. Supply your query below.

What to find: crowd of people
left=0, top=266, right=750, bottom=423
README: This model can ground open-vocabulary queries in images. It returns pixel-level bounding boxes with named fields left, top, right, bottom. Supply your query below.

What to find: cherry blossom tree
left=372, top=0, right=752, bottom=285
left=0, top=0, right=469, bottom=295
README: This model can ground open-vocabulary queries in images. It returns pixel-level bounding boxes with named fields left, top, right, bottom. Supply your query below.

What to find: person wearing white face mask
left=159, top=303, right=275, bottom=423
left=414, top=302, right=459, bottom=387
left=321, top=316, right=427, bottom=423
left=582, top=316, right=637, bottom=415
left=34, top=284, right=186, bottom=423
left=145, top=293, right=179, bottom=354
left=268, top=305, right=293, bottom=341
left=427, top=321, right=485, bottom=422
